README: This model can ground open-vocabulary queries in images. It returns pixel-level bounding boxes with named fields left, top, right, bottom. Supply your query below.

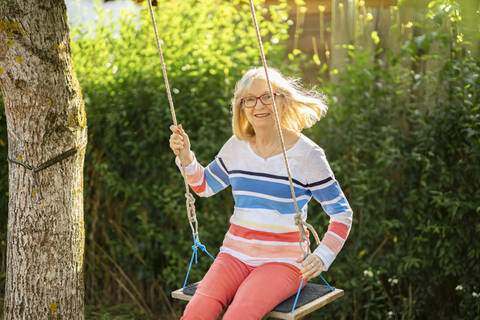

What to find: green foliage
left=307, top=3, right=480, bottom=319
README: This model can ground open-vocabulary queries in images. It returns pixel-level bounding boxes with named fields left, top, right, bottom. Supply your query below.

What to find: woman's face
left=241, top=79, right=284, bottom=132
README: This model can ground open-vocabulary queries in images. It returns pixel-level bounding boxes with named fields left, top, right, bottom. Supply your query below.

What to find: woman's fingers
left=169, top=130, right=185, bottom=155
left=169, top=125, right=189, bottom=145
left=170, top=134, right=183, bottom=144
left=170, top=126, right=183, bottom=141
left=169, top=124, right=191, bottom=163
left=169, top=124, right=186, bottom=149
left=169, top=135, right=182, bottom=145
left=299, top=254, right=324, bottom=280
left=178, top=125, right=190, bottom=148
left=302, top=267, right=319, bottom=280
left=170, top=124, right=186, bottom=136
left=170, top=124, right=181, bottom=133
left=169, top=137, right=185, bottom=148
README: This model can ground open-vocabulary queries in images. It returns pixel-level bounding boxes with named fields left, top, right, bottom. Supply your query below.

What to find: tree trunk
left=0, top=0, right=86, bottom=319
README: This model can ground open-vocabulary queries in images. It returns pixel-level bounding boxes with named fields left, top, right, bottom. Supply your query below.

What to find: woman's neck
left=253, top=127, right=280, bottom=147
left=251, top=127, right=300, bottom=150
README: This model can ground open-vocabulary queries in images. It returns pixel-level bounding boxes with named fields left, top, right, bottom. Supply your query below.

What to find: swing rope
left=147, top=0, right=214, bottom=288
left=247, top=0, right=334, bottom=312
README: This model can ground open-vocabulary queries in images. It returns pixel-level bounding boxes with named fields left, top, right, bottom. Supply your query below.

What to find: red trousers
left=181, top=252, right=304, bottom=320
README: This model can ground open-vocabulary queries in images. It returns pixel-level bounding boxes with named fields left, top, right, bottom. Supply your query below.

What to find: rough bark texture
left=0, top=0, right=86, bottom=319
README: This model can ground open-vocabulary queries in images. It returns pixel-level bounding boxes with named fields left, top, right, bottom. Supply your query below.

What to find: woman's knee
left=222, top=301, right=271, bottom=320
left=181, top=293, right=224, bottom=320
left=222, top=263, right=303, bottom=320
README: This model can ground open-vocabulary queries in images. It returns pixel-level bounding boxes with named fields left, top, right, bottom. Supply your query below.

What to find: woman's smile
left=254, top=112, right=270, bottom=118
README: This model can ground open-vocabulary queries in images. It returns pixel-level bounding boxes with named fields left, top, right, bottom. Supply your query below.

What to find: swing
left=146, top=0, right=344, bottom=318
left=171, top=282, right=343, bottom=320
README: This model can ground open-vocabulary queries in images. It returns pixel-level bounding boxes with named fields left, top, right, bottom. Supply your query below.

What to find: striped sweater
left=175, top=134, right=353, bottom=271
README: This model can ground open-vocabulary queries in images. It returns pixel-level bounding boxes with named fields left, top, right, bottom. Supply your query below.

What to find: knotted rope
left=147, top=0, right=199, bottom=240
left=147, top=1, right=215, bottom=288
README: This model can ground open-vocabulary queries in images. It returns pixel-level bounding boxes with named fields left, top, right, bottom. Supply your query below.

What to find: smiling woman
left=232, top=67, right=327, bottom=142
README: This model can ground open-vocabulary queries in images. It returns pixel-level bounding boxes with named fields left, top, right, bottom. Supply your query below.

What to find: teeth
left=255, top=113, right=269, bottom=118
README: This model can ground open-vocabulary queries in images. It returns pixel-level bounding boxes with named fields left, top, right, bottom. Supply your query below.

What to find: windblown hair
left=232, top=67, right=328, bottom=140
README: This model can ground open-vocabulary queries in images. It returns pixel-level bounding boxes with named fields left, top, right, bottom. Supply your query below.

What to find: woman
left=169, top=67, right=353, bottom=320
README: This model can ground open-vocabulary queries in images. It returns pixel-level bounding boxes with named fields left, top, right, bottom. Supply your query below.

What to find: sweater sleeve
left=306, top=145, right=353, bottom=271
left=175, top=139, right=232, bottom=197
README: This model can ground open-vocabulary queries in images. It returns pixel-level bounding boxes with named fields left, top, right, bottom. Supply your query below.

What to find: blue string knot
left=182, top=234, right=215, bottom=289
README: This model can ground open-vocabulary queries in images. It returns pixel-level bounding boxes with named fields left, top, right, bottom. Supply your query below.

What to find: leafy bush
left=307, top=2, right=480, bottom=319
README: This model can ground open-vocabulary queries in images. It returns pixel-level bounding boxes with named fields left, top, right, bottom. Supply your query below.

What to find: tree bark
left=0, top=0, right=86, bottom=319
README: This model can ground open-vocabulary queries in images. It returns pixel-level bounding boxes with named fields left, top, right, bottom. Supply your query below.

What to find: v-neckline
left=247, top=134, right=303, bottom=162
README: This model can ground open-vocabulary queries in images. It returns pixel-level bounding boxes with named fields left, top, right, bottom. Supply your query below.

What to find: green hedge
left=309, top=6, right=480, bottom=318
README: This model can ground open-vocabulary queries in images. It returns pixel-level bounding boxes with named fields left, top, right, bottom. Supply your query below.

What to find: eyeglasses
left=240, top=93, right=281, bottom=108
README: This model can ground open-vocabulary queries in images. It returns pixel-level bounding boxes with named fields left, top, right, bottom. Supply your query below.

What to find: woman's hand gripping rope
left=296, top=254, right=324, bottom=280
left=169, top=124, right=194, bottom=166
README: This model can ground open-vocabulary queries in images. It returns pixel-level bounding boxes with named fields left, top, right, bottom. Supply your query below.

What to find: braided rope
left=247, top=0, right=320, bottom=255
left=147, top=0, right=199, bottom=238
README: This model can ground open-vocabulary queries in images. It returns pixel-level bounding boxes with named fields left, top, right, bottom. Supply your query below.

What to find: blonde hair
left=232, top=67, right=327, bottom=140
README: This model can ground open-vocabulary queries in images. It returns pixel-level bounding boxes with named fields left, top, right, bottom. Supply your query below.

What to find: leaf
left=371, top=31, right=380, bottom=45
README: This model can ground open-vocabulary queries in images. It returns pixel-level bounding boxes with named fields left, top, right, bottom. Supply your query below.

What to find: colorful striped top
left=175, top=134, right=353, bottom=271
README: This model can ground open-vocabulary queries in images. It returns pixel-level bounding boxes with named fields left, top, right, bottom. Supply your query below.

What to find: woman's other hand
left=296, top=254, right=324, bottom=280
left=169, top=124, right=193, bottom=166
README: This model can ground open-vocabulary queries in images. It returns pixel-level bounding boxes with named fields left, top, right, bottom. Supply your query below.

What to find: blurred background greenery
left=1, top=0, right=479, bottom=319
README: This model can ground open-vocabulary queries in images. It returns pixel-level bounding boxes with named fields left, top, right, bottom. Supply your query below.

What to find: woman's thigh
left=223, top=262, right=303, bottom=320
left=182, top=253, right=252, bottom=320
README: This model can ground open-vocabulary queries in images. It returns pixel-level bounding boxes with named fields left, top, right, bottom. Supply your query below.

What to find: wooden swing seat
left=171, top=282, right=344, bottom=320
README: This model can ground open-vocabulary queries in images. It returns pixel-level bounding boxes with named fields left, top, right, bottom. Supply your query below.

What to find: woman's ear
left=278, top=96, right=288, bottom=114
